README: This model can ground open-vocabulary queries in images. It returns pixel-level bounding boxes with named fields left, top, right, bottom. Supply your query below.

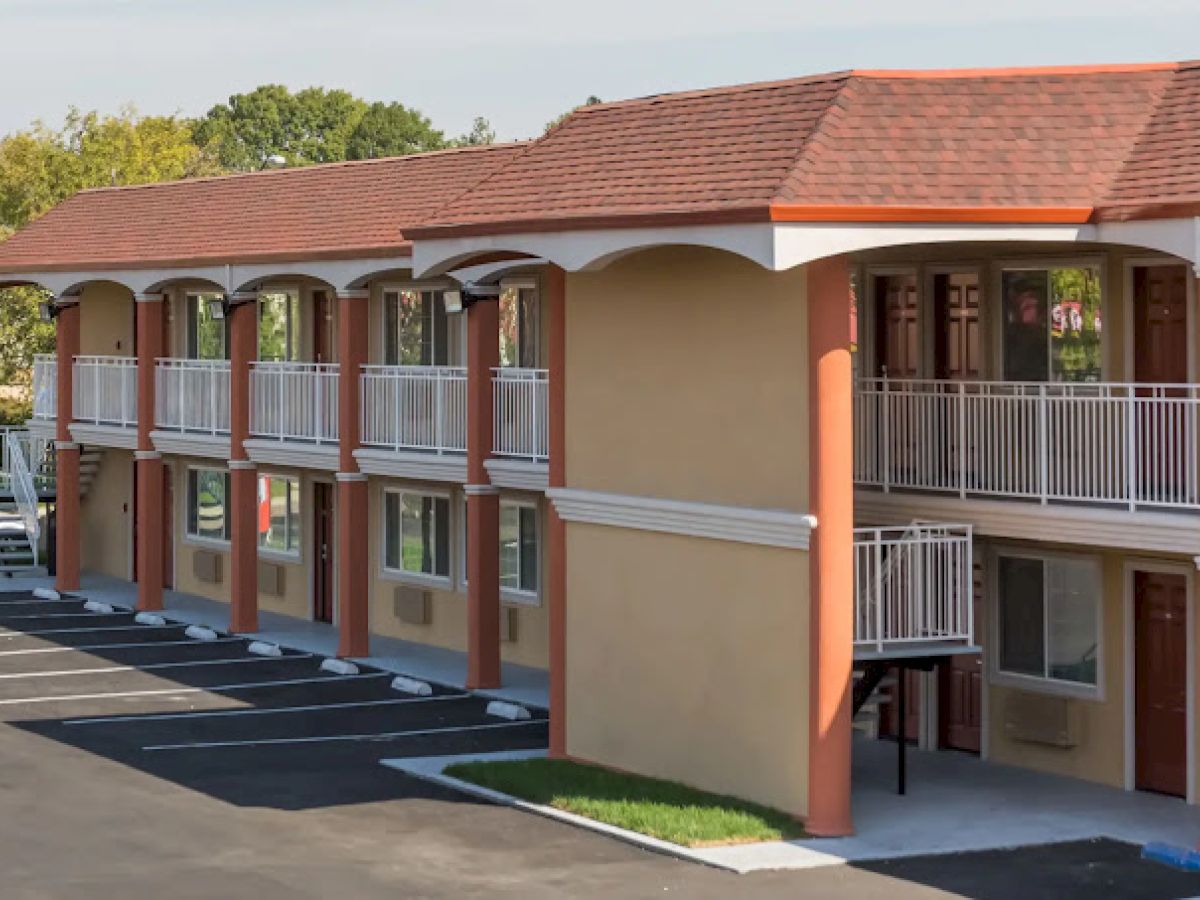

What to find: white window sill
left=990, top=670, right=1103, bottom=702
left=380, top=568, right=453, bottom=591
left=258, top=548, right=302, bottom=565
left=502, top=588, right=541, bottom=608
left=183, top=535, right=231, bottom=552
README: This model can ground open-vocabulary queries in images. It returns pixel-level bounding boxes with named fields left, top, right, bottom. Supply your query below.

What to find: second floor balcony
left=155, top=358, right=231, bottom=435
left=73, top=355, right=137, bottom=429
left=855, top=377, right=1200, bottom=512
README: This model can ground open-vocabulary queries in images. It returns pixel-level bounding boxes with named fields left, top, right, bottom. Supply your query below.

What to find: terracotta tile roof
left=0, top=143, right=522, bottom=273
left=414, top=62, right=1191, bottom=236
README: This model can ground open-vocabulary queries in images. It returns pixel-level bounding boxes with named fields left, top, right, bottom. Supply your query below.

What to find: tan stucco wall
left=983, top=541, right=1196, bottom=797
left=80, top=447, right=132, bottom=579
left=565, top=247, right=809, bottom=509
left=366, top=477, right=549, bottom=669
left=168, top=458, right=313, bottom=619
left=79, top=282, right=133, bottom=356
left=565, top=522, right=810, bottom=816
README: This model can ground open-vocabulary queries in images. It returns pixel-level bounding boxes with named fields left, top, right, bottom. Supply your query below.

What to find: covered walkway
left=0, top=572, right=549, bottom=709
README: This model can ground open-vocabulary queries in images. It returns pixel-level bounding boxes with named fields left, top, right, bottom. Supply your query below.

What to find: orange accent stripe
left=851, top=61, right=1178, bottom=79
left=769, top=204, right=1094, bottom=225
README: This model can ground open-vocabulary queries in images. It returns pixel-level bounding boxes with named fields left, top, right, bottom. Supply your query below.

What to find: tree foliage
left=453, top=116, right=497, bottom=147
left=544, top=96, right=602, bottom=134
left=346, top=102, right=448, bottom=160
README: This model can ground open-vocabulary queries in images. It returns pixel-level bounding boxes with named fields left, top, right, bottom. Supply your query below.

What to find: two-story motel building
left=2, top=62, right=1200, bottom=837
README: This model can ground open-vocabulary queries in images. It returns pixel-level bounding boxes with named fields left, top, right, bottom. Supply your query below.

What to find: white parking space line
left=0, top=673, right=390, bottom=707
left=0, top=653, right=314, bottom=680
left=142, top=720, right=545, bottom=752
left=0, top=625, right=185, bottom=638
left=64, top=693, right=470, bottom=725
left=0, top=612, right=128, bottom=621
left=0, top=638, right=243, bottom=657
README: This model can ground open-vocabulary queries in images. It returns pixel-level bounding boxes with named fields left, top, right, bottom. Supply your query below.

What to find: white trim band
left=133, top=450, right=161, bottom=461
left=335, top=472, right=367, bottom=483
left=547, top=488, right=817, bottom=550
left=464, top=483, right=500, bottom=496
left=227, top=459, right=256, bottom=471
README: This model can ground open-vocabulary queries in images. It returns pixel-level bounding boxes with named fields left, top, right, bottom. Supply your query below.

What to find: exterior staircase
left=0, top=430, right=47, bottom=575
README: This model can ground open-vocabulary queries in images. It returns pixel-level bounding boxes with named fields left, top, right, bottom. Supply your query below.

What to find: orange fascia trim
left=769, top=204, right=1094, bottom=225
left=851, top=62, right=1178, bottom=79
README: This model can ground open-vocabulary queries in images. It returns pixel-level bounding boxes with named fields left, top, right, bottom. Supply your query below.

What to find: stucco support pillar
left=54, top=300, right=81, bottom=592
left=228, top=293, right=258, bottom=634
left=336, top=289, right=370, bottom=658
left=466, top=295, right=500, bottom=690
left=806, top=255, right=855, bottom=837
left=134, top=293, right=165, bottom=611
left=546, top=265, right=568, bottom=756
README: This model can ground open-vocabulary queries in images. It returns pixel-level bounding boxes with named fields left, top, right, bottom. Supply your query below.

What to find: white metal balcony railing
left=855, top=377, right=1200, bottom=511
left=32, top=355, right=57, bottom=421
left=854, top=523, right=974, bottom=652
left=155, top=358, right=231, bottom=435
left=360, top=365, right=468, bottom=454
left=250, top=361, right=339, bottom=445
left=492, top=368, right=549, bottom=461
left=73, top=355, right=137, bottom=427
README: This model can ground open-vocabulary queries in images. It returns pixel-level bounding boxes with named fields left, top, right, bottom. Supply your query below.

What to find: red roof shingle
left=0, top=143, right=522, bottom=273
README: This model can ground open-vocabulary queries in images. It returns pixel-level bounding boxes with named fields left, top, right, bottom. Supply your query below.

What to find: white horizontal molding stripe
left=150, top=431, right=231, bottom=460
left=484, top=458, right=549, bottom=492
left=855, top=491, right=1200, bottom=556
left=69, top=423, right=138, bottom=450
left=26, top=419, right=55, bottom=440
left=244, top=439, right=339, bottom=472
left=547, top=488, right=816, bottom=550
left=354, top=448, right=468, bottom=484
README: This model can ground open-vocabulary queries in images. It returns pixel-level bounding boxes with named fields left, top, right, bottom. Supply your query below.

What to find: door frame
left=1122, top=258, right=1196, bottom=384
left=865, top=265, right=921, bottom=379
left=1123, top=558, right=1195, bottom=802
left=310, top=476, right=338, bottom=625
left=923, top=262, right=988, bottom=380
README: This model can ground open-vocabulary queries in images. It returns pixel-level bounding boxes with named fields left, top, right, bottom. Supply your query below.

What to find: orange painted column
left=134, top=293, right=165, bottom=611
left=336, top=289, right=370, bottom=658
left=227, top=293, right=259, bottom=634
left=806, top=255, right=855, bottom=838
left=54, top=300, right=81, bottom=592
left=466, top=295, right=500, bottom=690
left=545, top=265, right=568, bottom=757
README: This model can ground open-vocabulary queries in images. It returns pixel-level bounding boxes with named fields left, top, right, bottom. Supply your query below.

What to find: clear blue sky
left=1, top=0, right=1196, bottom=140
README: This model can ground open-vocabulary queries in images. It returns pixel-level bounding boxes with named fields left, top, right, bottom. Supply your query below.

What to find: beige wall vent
left=257, top=562, right=285, bottom=597
left=1003, top=691, right=1079, bottom=748
left=394, top=586, right=431, bottom=625
left=192, top=550, right=223, bottom=585
left=500, top=607, right=518, bottom=643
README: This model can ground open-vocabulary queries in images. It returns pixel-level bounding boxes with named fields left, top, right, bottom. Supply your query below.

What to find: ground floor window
left=258, top=474, right=300, bottom=556
left=383, top=489, right=450, bottom=581
left=500, top=501, right=538, bottom=597
left=186, top=467, right=230, bottom=543
left=995, top=551, right=1102, bottom=693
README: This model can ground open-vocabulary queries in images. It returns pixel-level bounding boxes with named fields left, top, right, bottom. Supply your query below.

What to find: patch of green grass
left=444, top=758, right=804, bottom=847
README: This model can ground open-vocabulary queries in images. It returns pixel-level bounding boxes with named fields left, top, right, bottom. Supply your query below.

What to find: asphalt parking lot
left=1, top=589, right=1199, bottom=899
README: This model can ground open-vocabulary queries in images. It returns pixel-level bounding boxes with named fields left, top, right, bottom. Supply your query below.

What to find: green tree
left=195, top=85, right=369, bottom=171
left=0, top=107, right=215, bottom=384
left=453, top=116, right=496, bottom=147
left=346, top=102, right=448, bottom=159
left=544, top=95, right=602, bottom=134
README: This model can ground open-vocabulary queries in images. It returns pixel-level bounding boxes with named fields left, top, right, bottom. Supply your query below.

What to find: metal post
left=897, top=663, right=907, bottom=796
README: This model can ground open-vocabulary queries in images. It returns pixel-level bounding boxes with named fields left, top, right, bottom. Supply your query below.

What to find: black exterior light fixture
left=207, top=292, right=257, bottom=320
left=443, top=281, right=502, bottom=315
left=38, top=299, right=79, bottom=322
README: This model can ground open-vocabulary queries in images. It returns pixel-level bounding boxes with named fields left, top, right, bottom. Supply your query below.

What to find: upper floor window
left=385, top=289, right=449, bottom=366
left=187, top=293, right=228, bottom=361
left=258, top=290, right=301, bottom=362
left=499, top=284, right=540, bottom=368
left=1001, top=266, right=1102, bottom=383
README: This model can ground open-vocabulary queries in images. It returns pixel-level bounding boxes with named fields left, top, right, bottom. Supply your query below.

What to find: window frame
left=498, top=277, right=541, bottom=370
left=184, top=465, right=232, bottom=548
left=993, top=256, right=1107, bottom=384
left=458, top=495, right=542, bottom=607
left=256, top=472, right=302, bottom=561
left=989, top=546, right=1105, bottom=700
left=256, top=287, right=302, bottom=363
left=380, top=486, right=453, bottom=588
left=379, top=281, right=454, bottom=367
left=185, top=291, right=230, bottom=361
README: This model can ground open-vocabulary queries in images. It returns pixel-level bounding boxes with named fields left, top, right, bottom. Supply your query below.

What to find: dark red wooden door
left=313, top=482, right=335, bottom=624
left=874, top=274, right=919, bottom=377
left=1134, top=266, right=1188, bottom=385
left=314, top=290, right=335, bottom=364
left=1135, top=570, right=1188, bottom=797
left=934, top=273, right=981, bottom=381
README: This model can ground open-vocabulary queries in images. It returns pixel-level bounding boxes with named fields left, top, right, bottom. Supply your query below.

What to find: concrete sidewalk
left=1, top=572, right=548, bottom=709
